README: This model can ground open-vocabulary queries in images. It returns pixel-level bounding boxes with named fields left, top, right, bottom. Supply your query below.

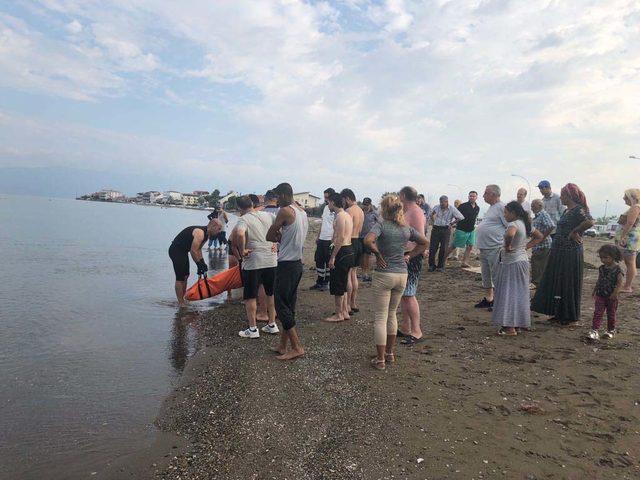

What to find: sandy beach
left=102, top=221, right=640, bottom=480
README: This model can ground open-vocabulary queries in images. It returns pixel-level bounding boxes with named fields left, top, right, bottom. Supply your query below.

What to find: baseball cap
left=362, top=197, right=372, bottom=205
left=537, top=180, right=551, bottom=188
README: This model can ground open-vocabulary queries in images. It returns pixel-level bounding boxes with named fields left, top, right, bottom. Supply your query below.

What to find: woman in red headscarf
left=531, top=183, right=595, bottom=326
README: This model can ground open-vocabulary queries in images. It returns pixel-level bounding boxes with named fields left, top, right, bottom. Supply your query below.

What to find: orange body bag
left=185, top=265, right=243, bottom=301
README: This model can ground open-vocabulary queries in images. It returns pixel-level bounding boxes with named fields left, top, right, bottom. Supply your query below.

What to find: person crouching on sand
left=169, top=219, right=223, bottom=306
left=266, top=182, right=309, bottom=361
left=364, top=194, right=428, bottom=370
left=323, top=193, right=354, bottom=322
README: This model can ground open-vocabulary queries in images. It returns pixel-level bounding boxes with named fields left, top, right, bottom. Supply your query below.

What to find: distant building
left=164, top=191, right=184, bottom=204
left=193, top=190, right=209, bottom=196
left=182, top=193, right=200, bottom=207
left=98, top=189, right=124, bottom=201
left=219, top=190, right=240, bottom=209
left=293, top=192, right=321, bottom=209
left=141, top=191, right=161, bottom=203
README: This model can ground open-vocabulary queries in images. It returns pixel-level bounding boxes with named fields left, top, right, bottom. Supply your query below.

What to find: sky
left=0, top=0, right=638, bottom=216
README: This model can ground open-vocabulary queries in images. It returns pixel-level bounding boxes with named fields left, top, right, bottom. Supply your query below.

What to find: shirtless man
left=324, top=193, right=354, bottom=322
left=341, top=188, right=364, bottom=313
left=168, top=219, right=223, bottom=306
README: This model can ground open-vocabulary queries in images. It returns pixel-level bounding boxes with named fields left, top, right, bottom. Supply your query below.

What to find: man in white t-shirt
left=474, top=184, right=508, bottom=310
left=234, top=195, right=279, bottom=339
left=311, top=188, right=336, bottom=291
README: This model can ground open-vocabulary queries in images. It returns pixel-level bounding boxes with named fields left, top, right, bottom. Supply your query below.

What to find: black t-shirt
left=171, top=226, right=208, bottom=252
left=456, top=202, right=480, bottom=232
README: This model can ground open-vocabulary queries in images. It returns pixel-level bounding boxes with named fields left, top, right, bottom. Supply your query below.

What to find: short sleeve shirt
left=369, top=220, right=421, bottom=273
left=476, top=202, right=508, bottom=250
left=456, top=202, right=480, bottom=232
left=531, top=210, right=555, bottom=252
left=235, top=211, right=277, bottom=270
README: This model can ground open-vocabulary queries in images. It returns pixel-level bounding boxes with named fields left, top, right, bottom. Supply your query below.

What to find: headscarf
left=561, top=183, right=589, bottom=213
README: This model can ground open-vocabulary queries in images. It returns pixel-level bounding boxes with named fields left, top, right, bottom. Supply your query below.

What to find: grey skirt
left=492, top=260, right=531, bottom=328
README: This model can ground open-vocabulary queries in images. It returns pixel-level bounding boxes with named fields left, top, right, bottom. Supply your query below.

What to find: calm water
left=0, top=195, right=234, bottom=479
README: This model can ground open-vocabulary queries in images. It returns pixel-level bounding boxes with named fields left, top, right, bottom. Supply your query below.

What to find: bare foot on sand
left=619, top=287, right=633, bottom=293
left=323, top=314, right=348, bottom=322
left=276, top=349, right=305, bottom=361
left=271, top=347, right=287, bottom=355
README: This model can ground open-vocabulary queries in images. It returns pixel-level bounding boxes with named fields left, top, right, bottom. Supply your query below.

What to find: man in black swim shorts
left=324, top=193, right=354, bottom=323
left=169, top=219, right=222, bottom=306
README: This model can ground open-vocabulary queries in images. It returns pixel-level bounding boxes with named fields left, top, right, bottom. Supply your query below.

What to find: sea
left=0, top=195, right=235, bottom=479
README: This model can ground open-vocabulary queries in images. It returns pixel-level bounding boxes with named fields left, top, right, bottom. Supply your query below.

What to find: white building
left=164, top=191, right=183, bottom=204
left=293, top=192, right=321, bottom=209
left=219, top=190, right=240, bottom=206
left=98, top=189, right=124, bottom=201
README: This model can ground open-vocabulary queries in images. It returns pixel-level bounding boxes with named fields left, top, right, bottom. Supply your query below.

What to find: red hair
left=561, top=183, right=589, bottom=212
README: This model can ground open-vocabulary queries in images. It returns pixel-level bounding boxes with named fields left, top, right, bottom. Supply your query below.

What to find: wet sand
left=103, top=227, right=640, bottom=479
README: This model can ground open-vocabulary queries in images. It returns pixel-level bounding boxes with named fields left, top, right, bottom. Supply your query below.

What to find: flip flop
left=497, top=328, right=517, bottom=336
left=349, top=308, right=360, bottom=314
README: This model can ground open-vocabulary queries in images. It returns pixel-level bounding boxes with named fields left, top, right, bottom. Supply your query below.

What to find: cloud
left=0, top=0, right=638, bottom=215
left=65, top=19, right=82, bottom=34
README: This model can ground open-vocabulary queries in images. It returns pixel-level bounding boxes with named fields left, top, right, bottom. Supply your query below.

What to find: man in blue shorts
left=449, top=191, right=480, bottom=267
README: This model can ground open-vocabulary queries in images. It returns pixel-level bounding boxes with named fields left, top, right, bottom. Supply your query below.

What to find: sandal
left=370, top=358, right=386, bottom=370
left=385, top=353, right=395, bottom=363
left=497, top=327, right=517, bottom=336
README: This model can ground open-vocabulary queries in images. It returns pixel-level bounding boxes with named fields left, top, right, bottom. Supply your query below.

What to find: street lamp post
left=511, top=174, right=532, bottom=195
left=604, top=199, right=609, bottom=219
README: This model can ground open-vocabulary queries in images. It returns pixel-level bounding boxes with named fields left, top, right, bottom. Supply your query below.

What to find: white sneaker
left=602, top=330, right=615, bottom=339
left=261, top=323, right=280, bottom=335
left=587, top=330, right=599, bottom=340
left=239, top=328, right=260, bottom=339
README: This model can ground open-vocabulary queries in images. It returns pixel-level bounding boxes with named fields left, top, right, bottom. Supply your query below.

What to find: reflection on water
left=170, top=310, right=199, bottom=372
left=0, top=195, right=235, bottom=479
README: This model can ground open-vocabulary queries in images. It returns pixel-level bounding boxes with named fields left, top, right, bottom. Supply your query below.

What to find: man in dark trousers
left=266, top=183, right=310, bottom=361
left=310, top=188, right=336, bottom=291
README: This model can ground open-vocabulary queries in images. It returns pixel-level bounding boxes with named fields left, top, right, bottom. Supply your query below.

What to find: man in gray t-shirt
left=474, top=185, right=508, bottom=310
left=234, top=196, right=279, bottom=339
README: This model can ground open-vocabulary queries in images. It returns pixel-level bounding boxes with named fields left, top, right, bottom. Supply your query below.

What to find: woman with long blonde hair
left=364, top=194, right=428, bottom=370
left=616, top=188, right=640, bottom=292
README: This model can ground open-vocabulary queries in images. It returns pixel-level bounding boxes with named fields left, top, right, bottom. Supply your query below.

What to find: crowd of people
left=168, top=181, right=640, bottom=367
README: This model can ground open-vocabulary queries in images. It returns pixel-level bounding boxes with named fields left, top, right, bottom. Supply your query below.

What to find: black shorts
left=242, top=267, right=276, bottom=300
left=352, top=237, right=363, bottom=267
left=330, top=245, right=354, bottom=296
left=169, top=243, right=189, bottom=281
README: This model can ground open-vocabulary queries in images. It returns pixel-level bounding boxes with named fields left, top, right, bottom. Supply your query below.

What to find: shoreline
left=101, top=229, right=640, bottom=479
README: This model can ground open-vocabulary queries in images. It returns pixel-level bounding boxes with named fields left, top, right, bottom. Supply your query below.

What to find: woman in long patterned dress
left=531, top=183, right=595, bottom=326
